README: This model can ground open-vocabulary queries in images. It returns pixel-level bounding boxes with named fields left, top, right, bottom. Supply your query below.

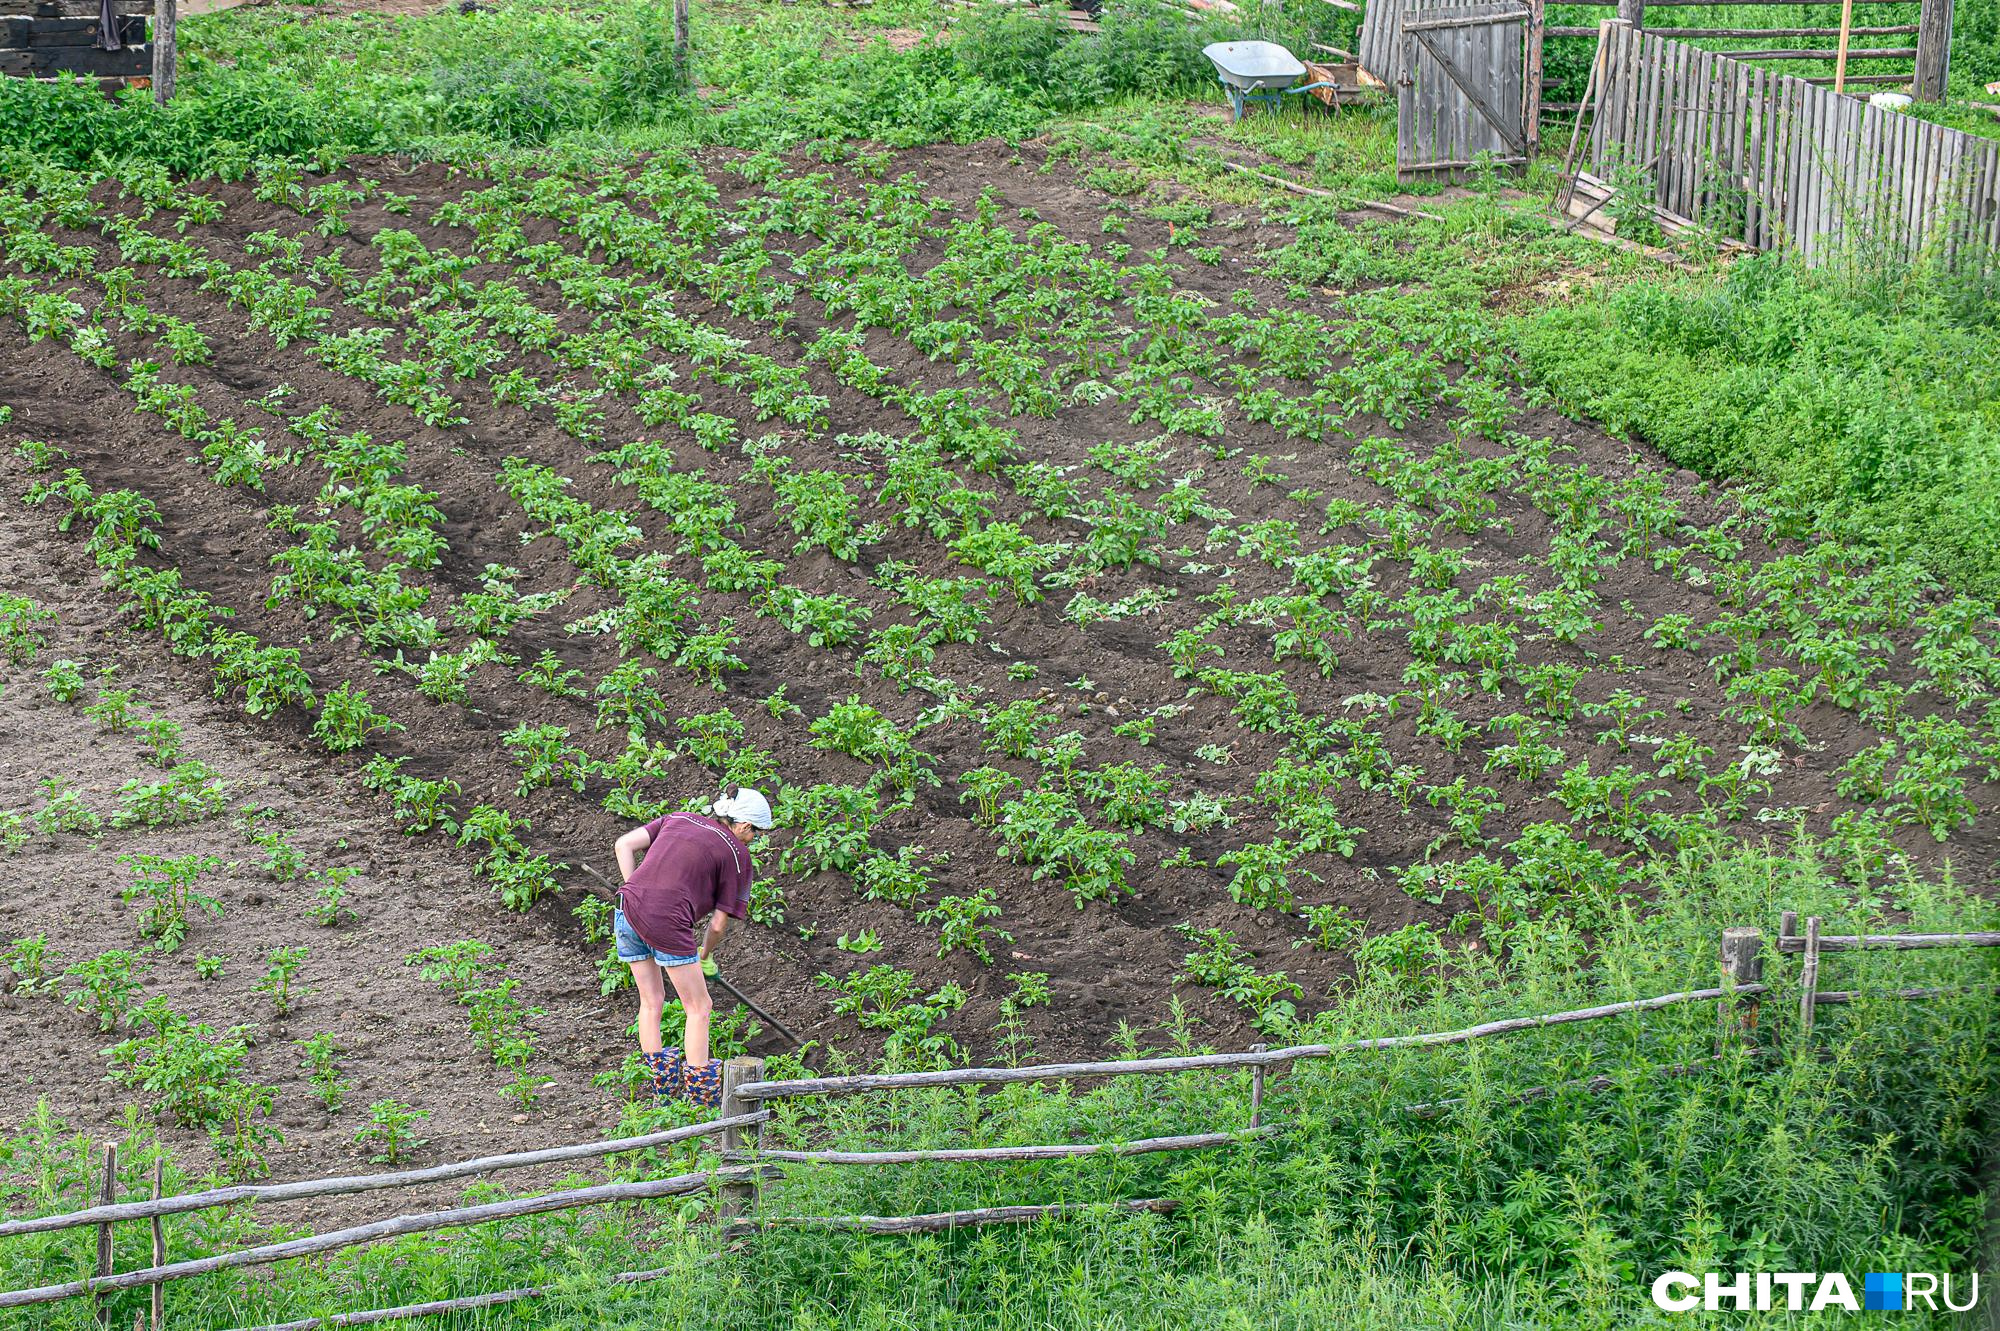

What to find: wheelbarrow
left=1202, top=40, right=1345, bottom=121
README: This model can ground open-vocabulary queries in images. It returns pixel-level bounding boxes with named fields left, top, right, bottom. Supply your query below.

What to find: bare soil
left=1, top=136, right=1991, bottom=1206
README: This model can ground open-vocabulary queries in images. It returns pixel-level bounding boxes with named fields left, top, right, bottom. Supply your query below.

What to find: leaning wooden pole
left=152, top=0, right=176, bottom=105
left=1832, top=0, right=1856, bottom=93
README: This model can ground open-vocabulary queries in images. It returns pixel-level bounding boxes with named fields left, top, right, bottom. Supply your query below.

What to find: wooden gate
left=1395, top=0, right=1536, bottom=181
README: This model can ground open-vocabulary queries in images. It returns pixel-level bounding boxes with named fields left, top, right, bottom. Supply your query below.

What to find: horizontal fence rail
left=719, top=1198, right=1182, bottom=1238
left=11, top=912, right=1995, bottom=1330
left=0, top=1167, right=771, bottom=1310
left=0, top=1112, right=765, bottom=1240
left=720, top=1127, right=1280, bottom=1166
left=1812, top=985, right=2000, bottom=1005
left=731, top=984, right=1763, bottom=1102
left=1778, top=930, right=2000, bottom=953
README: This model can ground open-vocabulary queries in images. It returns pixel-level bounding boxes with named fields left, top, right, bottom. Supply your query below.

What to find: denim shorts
left=613, top=908, right=700, bottom=968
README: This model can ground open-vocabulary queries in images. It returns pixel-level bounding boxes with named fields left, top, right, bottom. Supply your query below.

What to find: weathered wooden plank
left=1553, top=22, right=1915, bottom=36
left=0, top=42, right=145, bottom=73
left=1741, top=64, right=1762, bottom=244
left=1717, top=45, right=1916, bottom=59
left=1774, top=930, right=2000, bottom=954
left=0, top=0, right=150, bottom=14
left=0, top=14, right=142, bottom=44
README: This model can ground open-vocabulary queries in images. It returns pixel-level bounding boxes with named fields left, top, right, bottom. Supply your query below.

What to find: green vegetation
left=0, top=2, right=1994, bottom=1327
left=0, top=838, right=1993, bottom=1327
left=1514, top=256, right=2000, bottom=595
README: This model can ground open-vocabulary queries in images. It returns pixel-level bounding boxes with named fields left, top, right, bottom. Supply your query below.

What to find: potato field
left=2, top=122, right=1995, bottom=1203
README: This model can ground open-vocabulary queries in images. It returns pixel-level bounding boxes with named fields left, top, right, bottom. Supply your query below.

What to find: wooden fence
left=2, top=918, right=1994, bottom=1330
left=1363, top=0, right=1953, bottom=120
left=1571, top=19, right=2000, bottom=263
left=0, top=0, right=177, bottom=102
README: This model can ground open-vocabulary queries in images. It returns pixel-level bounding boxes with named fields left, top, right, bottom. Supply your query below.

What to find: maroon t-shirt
left=619, top=813, right=753, bottom=956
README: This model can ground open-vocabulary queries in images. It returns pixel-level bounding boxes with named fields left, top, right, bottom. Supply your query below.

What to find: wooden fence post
left=93, top=1144, right=116, bottom=1328
left=1798, top=917, right=1822, bottom=1036
left=717, top=1058, right=763, bottom=1224
left=1717, top=927, right=1764, bottom=1044
left=671, top=0, right=689, bottom=84
left=1248, top=1044, right=1267, bottom=1130
left=149, top=1159, right=163, bottom=1331
left=1615, top=0, right=1643, bottom=30
left=151, top=0, right=176, bottom=106
left=1911, top=0, right=1951, bottom=102
left=1523, top=0, right=1546, bottom=156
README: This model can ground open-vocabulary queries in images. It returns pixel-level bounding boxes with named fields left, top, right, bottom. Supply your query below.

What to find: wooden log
left=1559, top=20, right=1615, bottom=211
left=1811, top=985, right=2000, bottom=1006
left=720, top=1198, right=1180, bottom=1238
left=1798, top=916, right=1822, bottom=1035
left=716, top=1057, right=763, bottom=1223
left=1616, top=0, right=1643, bottom=28
left=721, top=1127, right=1277, bottom=1166
left=149, top=1160, right=163, bottom=1331
left=151, top=0, right=172, bottom=104
left=1834, top=0, right=1856, bottom=90
left=1911, top=0, right=1950, bottom=100
left=1805, top=72, right=1913, bottom=85
left=1718, top=926, right=1765, bottom=1040
left=1713, top=46, right=1915, bottom=59
left=1210, top=157, right=1449, bottom=220
left=94, top=1144, right=115, bottom=1330
left=1404, top=10, right=1529, bottom=32
left=1525, top=0, right=1546, bottom=152
left=0, top=1113, right=765, bottom=1239
left=1398, top=156, right=1531, bottom=171
left=731, top=985, right=1765, bottom=1102
left=671, top=0, right=688, bottom=81
left=1774, top=930, right=2000, bottom=954
left=0, top=1167, right=779, bottom=1310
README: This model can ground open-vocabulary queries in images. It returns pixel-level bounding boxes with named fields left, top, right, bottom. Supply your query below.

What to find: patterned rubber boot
left=682, top=1058, right=723, bottom=1109
left=641, top=1047, right=684, bottom=1102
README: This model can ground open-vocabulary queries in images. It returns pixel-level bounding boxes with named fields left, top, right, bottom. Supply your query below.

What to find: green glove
left=701, top=957, right=718, bottom=977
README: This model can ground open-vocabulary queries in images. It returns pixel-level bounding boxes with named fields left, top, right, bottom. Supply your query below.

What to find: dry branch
left=1811, top=985, right=2000, bottom=1006
left=0, top=1113, right=765, bottom=1239
left=1776, top=930, right=2000, bottom=953
left=0, top=1168, right=777, bottom=1310
left=733, top=986, right=1763, bottom=1102
left=722, top=1127, right=1277, bottom=1165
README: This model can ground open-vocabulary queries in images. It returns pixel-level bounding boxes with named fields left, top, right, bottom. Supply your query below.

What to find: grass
left=0, top=3, right=1995, bottom=1327
left=1511, top=254, right=2000, bottom=597
left=2, top=835, right=1994, bottom=1329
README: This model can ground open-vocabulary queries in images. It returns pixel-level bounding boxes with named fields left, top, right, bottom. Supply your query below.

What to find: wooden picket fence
left=1569, top=19, right=2000, bottom=264
left=1, top=920, right=1994, bottom=1330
